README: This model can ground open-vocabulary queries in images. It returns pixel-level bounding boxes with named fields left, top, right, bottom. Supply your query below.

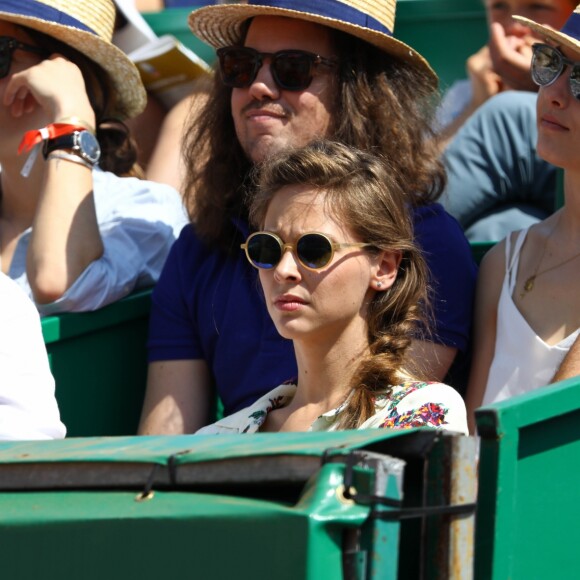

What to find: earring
left=376, top=282, right=382, bottom=288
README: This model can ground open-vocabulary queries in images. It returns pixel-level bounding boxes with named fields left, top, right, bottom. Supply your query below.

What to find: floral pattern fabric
left=197, top=379, right=468, bottom=436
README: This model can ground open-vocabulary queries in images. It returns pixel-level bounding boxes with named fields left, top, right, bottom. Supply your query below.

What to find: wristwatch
left=43, top=130, right=101, bottom=166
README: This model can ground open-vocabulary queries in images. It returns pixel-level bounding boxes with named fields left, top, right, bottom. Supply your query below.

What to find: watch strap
left=43, top=133, right=79, bottom=159
left=42, top=130, right=100, bottom=165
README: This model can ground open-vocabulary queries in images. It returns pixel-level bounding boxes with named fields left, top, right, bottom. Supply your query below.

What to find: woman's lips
left=540, top=114, right=569, bottom=131
left=274, top=295, right=307, bottom=311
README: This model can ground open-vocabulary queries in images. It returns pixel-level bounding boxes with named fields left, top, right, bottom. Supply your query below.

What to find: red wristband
left=18, top=123, right=88, bottom=155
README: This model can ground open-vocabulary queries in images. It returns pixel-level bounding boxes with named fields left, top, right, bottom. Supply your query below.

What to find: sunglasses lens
left=297, top=234, right=333, bottom=269
left=571, top=66, right=580, bottom=100
left=246, top=233, right=281, bottom=269
left=218, top=48, right=258, bottom=88
left=532, top=45, right=562, bottom=86
left=0, top=41, right=11, bottom=78
left=273, top=52, right=313, bottom=90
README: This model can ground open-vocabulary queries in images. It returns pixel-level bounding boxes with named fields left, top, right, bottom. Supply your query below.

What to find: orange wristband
left=18, top=123, right=88, bottom=155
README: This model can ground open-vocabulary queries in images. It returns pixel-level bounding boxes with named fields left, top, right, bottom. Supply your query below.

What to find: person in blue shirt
left=139, top=0, right=477, bottom=434
left=439, top=1, right=575, bottom=242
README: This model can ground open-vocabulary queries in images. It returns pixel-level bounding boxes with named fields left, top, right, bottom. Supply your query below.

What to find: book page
left=113, top=0, right=158, bottom=53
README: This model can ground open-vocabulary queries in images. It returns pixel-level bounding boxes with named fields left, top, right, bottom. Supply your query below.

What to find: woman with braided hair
left=197, top=141, right=467, bottom=434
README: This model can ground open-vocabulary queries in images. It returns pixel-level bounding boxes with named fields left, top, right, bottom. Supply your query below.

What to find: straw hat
left=0, top=0, right=146, bottom=119
left=188, top=0, right=438, bottom=88
left=514, top=5, right=580, bottom=56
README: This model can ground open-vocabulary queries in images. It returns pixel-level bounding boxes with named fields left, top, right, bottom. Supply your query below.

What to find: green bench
left=42, top=289, right=152, bottom=437
left=476, top=376, right=580, bottom=579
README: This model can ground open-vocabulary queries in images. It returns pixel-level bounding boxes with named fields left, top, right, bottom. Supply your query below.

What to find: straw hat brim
left=0, top=11, right=147, bottom=119
left=513, top=15, right=580, bottom=57
left=189, top=4, right=438, bottom=89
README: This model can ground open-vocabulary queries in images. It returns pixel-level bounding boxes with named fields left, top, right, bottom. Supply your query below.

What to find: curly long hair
left=250, top=140, right=430, bottom=430
left=181, top=25, right=445, bottom=252
left=23, top=27, right=142, bottom=178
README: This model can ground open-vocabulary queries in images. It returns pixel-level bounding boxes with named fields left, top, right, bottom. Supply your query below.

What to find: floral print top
left=196, top=380, right=468, bottom=435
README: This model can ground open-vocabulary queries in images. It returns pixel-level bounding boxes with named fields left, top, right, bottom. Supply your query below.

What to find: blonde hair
left=251, top=140, right=430, bottom=429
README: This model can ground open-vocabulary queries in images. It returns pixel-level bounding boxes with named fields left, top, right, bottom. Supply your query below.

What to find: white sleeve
left=0, top=274, right=66, bottom=440
left=38, top=170, right=189, bottom=315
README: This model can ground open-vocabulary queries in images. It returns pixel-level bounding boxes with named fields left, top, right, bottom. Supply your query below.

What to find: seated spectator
left=113, top=0, right=213, bottom=173
left=465, top=5, right=580, bottom=432
left=0, top=272, right=65, bottom=440
left=145, top=86, right=210, bottom=191
left=198, top=142, right=468, bottom=435
left=438, top=0, right=574, bottom=142
left=138, top=0, right=476, bottom=436
left=0, top=0, right=188, bottom=315
left=440, top=0, right=575, bottom=242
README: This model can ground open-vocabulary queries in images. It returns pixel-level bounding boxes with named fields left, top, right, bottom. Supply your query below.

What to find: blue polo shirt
left=147, top=203, right=476, bottom=415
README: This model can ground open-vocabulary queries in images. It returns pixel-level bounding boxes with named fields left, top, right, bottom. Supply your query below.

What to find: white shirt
left=6, top=168, right=188, bottom=315
left=483, top=229, right=580, bottom=406
left=0, top=273, right=66, bottom=439
left=197, top=380, right=468, bottom=435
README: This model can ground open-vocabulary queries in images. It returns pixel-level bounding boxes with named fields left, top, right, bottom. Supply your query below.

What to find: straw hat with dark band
left=0, top=0, right=146, bottom=119
left=514, top=6, right=580, bottom=54
left=188, top=0, right=438, bottom=88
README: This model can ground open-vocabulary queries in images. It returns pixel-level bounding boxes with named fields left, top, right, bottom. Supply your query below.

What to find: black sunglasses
left=0, top=36, right=47, bottom=79
left=531, top=43, right=580, bottom=101
left=241, top=231, right=373, bottom=271
left=217, top=46, right=336, bottom=91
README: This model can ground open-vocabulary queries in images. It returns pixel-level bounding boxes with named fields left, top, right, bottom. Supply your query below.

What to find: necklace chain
left=521, top=215, right=580, bottom=298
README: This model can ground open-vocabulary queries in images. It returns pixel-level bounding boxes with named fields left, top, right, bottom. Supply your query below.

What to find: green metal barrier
left=143, top=7, right=216, bottom=65
left=475, top=376, right=580, bottom=579
left=0, top=429, right=476, bottom=580
left=396, top=0, right=487, bottom=90
left=42, top=288, right=152, bottom=438
left=470, top=240, right=495, bottom=265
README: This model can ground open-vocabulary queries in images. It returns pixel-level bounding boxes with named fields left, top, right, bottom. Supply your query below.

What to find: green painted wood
left=0, top=489, right=344, bottom=580
left=41, top=289, right=153, bottom=438
left=475, top=377, right=580, bottom=579
left=0, top=429, right=436, bottom=467
left=0, top=431, right=436, bottom=580
left=397, top=0, right=488, bottom=90
left=470, top=241, right=496, bottom=265
left=142, top=7, right=216, bottom=65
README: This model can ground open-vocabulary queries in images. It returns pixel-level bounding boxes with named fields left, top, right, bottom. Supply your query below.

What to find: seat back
left=42, top=289, right=153, bottom=437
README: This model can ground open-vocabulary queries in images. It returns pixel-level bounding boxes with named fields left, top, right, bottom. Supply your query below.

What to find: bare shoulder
left=477, top=236, right=509, bottom=301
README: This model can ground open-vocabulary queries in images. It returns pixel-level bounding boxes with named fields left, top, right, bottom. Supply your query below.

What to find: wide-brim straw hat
left=188, top=0, right=438, bottom=89
left=514, top=6, right=580, bottom=56
left=0, top=0, right=146, bottom=119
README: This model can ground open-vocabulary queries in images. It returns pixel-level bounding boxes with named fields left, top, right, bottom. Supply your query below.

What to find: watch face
left=78, top=131, right=101, bottom=164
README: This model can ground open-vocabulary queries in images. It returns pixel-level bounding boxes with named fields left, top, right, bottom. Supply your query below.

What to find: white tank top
left=482, top=228, right=580, bottom=406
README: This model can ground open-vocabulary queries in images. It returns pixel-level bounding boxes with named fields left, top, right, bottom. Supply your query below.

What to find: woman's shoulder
left=196, top=383, right=297, bottom=435
left=365, top=380, right=468, bottom=434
